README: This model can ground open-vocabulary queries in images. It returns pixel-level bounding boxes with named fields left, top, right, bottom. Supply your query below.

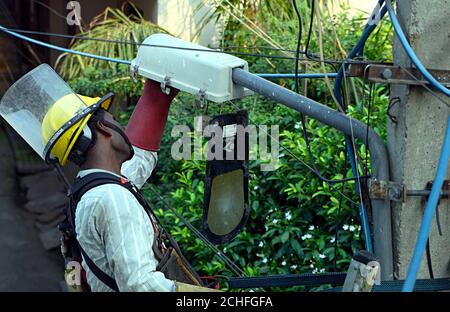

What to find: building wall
left=157, top=0, right=222, bottom=47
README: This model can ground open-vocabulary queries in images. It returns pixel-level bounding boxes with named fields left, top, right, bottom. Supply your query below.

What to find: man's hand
left=125, top=79, right=179, bottom=152
left=174, top=281, right=222, bottom=292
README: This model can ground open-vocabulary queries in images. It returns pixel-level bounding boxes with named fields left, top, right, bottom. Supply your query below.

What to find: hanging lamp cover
left=202, top=110, right=249, bottom=244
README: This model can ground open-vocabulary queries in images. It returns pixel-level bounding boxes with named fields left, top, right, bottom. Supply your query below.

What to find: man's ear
left=95, top=121, right=113, bottom=137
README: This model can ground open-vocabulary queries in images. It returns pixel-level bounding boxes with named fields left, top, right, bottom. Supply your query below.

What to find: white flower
left=254, top=185, right=259, bottom=191
left=294, top=122, right=301, bottom=129
left=312, top=268, right=318, bottom=274
left=285, top=211, right=292, bottom=221
left=301, top=233, right=313, bottom=240
left=349, top=225, right=356, bottom=232
left=258, top=241, right=264, bottom=248
left=330, top=237, right=336, bottom=243
left=262, top=258, right=268, bottom=263
left=320, top=268, right=325, bottom=273
left=272, top=219, right=278, bottom=224
left=290, top=265, right=298, bottom=270
left=308, top=225, right=315, bottom=231
left=309, top=264, right=314, bottom=268
left=319, top=254, right=326, bottom=259
left=281, top=261, right=286, bottom=266
left=343, top=224, right=349, bottom=231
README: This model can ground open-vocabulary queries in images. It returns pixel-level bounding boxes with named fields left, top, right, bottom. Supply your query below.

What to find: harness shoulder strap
left=68, top=172, right=129, bottom=292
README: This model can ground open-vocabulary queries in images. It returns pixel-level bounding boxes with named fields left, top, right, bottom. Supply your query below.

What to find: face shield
left=202, top=111, right=250, bottom=244
left=0, top=64, right=104, bottom=165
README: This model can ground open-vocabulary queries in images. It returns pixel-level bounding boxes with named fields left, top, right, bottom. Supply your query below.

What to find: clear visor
left=0, top=64, right=87, bottom=160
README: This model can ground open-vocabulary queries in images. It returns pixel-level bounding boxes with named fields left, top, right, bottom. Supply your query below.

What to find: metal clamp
left=195, top=89, right=207, bottom=109
left=368, top=179, right=404, bottom=202
left=160, top=76, right=172, bottom=95
left=129, top=64, right=139, bottom=83
left=348, top=63, right=450, bottom=87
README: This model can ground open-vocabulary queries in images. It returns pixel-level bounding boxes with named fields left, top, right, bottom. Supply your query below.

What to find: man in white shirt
left=73, top=80, right=211, bottom=291
left=1, top=64, right=215, bottom=292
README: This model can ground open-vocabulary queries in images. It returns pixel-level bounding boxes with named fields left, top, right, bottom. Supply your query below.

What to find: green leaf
left=281, top=232, right=290, bottom=243
left=290, top=239, right=303, bottom=257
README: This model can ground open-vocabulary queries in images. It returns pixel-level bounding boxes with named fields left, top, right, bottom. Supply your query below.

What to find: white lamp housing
left=130, top=34, right=253, bottom=103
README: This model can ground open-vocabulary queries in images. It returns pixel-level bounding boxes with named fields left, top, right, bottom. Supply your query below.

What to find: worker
left=0, top=64, right=218, bottom=292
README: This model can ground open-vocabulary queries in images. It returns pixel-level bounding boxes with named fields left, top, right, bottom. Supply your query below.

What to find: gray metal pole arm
left=232, top=68, right=393, bottom=280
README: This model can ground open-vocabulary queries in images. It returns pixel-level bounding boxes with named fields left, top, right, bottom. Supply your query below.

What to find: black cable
left=4, top=27, right=385, bottom=67
left=292, top=0, right=303, bottom=95
left=292, top=0, right=360, bottom=185
left=333, top=152, right=348, bottom=271
left=304, top=0, right=315, bottom=58
left=301, top=0, right=340, bottom=74
left=425, top=238, right=435, bottom=279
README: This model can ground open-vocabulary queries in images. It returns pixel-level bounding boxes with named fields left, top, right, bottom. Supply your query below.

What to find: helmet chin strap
left=100, top=120, right=135, bottom=161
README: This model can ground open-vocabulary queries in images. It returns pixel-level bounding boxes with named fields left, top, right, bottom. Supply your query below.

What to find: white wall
left=157, top=0, right=222, bottom=47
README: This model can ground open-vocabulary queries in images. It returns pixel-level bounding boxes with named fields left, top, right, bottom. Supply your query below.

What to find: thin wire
left=333, top=153, right=348, bottom=271
left=292, top=0, right=363, bottom=186
left=385, top=0, right=450, bottom=97
left=304, top=0, right=315, bottom=57
left=32, top=0, right=69, bottom=21
left=3, top=27, right=298, bottom=61
left=2, top=27, right=387, bottom=66
left=342, top=68, right=366, bottom=228
left=0, top=25, right=131, bottom=65
left=396, top=65, right=450, bottom=108
left=226, top=100, right=360, bottom=207
left=365, top=83, right=375, bottom=182
left=145, top=183, right=245, bottom=277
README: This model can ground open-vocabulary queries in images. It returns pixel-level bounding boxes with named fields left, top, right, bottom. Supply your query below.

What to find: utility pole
left=388, top=0, right=450, bottom=280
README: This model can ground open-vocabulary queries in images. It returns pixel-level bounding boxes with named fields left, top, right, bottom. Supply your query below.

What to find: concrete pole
left=388, top=0, right=450, bottom=280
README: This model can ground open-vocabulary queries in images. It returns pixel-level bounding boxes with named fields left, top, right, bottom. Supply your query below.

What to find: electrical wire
left=146, top=183, right=246, bottom=278
left=0, top=27, right=299, bottom=61
left=225, top=100, right=360, bottom=207
left=0, top=25, right=132, bottom=65
left=1, top=26, right=388, bottom=66
left=304, top=0, right=315, bottom=58
left=333, top=153, right=348, bottom=271
left=385, top=0, right=450, bottom=97
left=342, top=65, right=372, bottom=253
left=396, top=65, right=450, bottom=108
left=330, top=1, right=389, bottom=254
left=292, top=0, right=358, bottom=185
left=402, top=116, right=450, bottom=291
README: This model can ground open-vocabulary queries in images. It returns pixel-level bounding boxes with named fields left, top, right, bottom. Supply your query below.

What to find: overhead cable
left=385, top=0, right=450, bottom=97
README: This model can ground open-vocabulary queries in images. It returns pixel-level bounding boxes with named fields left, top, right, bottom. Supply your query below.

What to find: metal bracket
left=195, top=89, right=207, bottom=109
left=129, top=64, right=139, bottom=83
left=160, top=76, right=172, bottom=95
left=347, top=63, right=450, bottom=87
left=368, top=179, right=405, bottom=202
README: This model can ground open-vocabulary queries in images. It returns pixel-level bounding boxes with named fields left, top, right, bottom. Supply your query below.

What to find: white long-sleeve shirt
left=75, top=147, right=176, bottom=292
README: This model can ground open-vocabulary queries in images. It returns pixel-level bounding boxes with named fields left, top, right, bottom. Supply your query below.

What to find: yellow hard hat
left=41, top=93, right=113, bottom=166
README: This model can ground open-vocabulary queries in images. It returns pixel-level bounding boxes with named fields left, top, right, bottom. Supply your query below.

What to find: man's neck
left=80, top=163, right=122, bottom=175
left=81, top=152, right=123, bottom=176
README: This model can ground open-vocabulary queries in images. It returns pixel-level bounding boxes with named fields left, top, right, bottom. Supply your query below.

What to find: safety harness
left=58, top=171, right=203, bottom=292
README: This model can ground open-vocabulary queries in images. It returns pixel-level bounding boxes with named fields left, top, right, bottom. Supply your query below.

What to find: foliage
left=63, top=1, right=392, bottom=291
left=57, top=4, right=168, bottom=107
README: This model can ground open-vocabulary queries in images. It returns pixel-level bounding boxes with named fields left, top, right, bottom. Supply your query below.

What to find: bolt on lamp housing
left=130, top=34, right=253, bottom=103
